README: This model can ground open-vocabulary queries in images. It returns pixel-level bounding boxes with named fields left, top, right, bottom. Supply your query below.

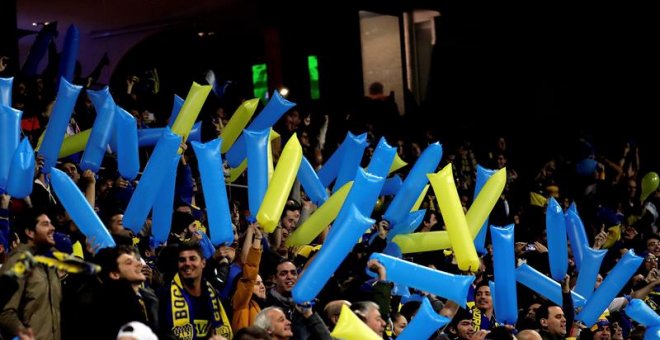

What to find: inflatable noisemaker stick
left=219, top=98, right=260, bottom=153
left=396, top=297, right=450, bottom=340
left=192, top=138, right=234, bottom=246
left=38, top=78, right=82, bottom=173
left=285, top=181, right=352, bottom=247
left=257, top=134, right=303, bottom=233
left=643, top=326, right=660, bottom=340
left=123, top=128, right=182, bottom=233
left=152, top=156, right=179, bottom=246
left=368, top=253, right=475, bottom=307
left=490, top=224, right=518, bottom=325
left=225, top=91, right=295, bottom=167
left=57, top=25, right=80, bottom=83
left=297, top=156, right=329, bottom=206
left=465, top=166, right=506, bottom=237
left=137, top=122, right=201, bottom=147
left=392, top=168, right=505, bottom=253
left=0, top=77, right=12, bottom=106
left=22, top=22, right=57, bottom=77
left=380, top=175, right=402, bottom=196
left=640, top=172, right=659, bottom=203
left=293, top=204, right=375, bottom=303
left=411, top=184, right=430, bottom=211
left=245, top=128, right=271, bottom=219
left=387, top=210, right=426, bottom=242
left=80, top=87, right=116, bottom=172
left=389, top=152, right=407, bottom=174
left=166, top=94, right=184, bottom=127
left=332, top=133, right=368, bottom=193
left=0, top=105, right=22, bottom=191
left=472, top=165, right=497, bottom=254
left=55, top=129, right=91, bottom=158
left=383, top=142, right=442, bottom=226
left=170, top=82, right=211, bottom=146
left=429, top=165, right=480, bottom=272
left=330, top=304, right=381, bottom=340
left=226, top=130, right=279, bottom=183
left=114, top=107, right=139, bottom=180
left=293, top=169, right=384, bottom=303
left=626, top=299, right=660, bottom=331
left=366, top=137, right=397, bottom=179
left=565, top=202, right=589, bottom=271
left=50, top=168, right=115, bottom=251
left=573, top=247, right=607, bottom=300
left=546, top=197, right=569, bottom=281
left=516, top=263, right=586, bottom=307
left=317, top=132, right=366, bottom=187
left=6, top=139, right=35, bottom=198
left=576, top=250, right=643, bottom=327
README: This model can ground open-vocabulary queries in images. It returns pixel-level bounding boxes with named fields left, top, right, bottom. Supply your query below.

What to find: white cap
left=116, top=321, right=158, bottom=340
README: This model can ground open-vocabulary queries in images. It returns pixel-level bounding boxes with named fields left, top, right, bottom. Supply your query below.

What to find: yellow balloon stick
left=257, top=134, right=303, bottom=233
left=330, top=305, right=382, bottom=340
left=171, top=82, right=211, bottom=142
left=395, top=168, right=507, bottom=257
left=389, top=153, right=407, bottom=174
left=226, top=130, right=280, bottom=183
left=465, top=168, right=507, bottom=237
left=286, top=181, right=353, bottom=246
left=220, top=98, right=260, bottom=153
left=411, top=184, right=430, bottom=212
left=428, top=165, right=480, bottom=272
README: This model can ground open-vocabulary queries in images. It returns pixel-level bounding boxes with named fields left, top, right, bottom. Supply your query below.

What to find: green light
left=252, top=63, right=268, bottom=100
left=308, top=56, right=320, bottom=100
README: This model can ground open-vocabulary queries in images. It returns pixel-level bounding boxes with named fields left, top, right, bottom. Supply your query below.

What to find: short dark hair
left=94, top=245, right=137, bottom=281
left=177, top=240, right=204, bottom=259
left=368, top=82, right=384, bottom=95
left=14, top=208, right=49, bottom=243
left=536, top=301, right=561, bottom=328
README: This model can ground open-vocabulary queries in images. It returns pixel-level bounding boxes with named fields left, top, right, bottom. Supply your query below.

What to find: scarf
left=170, top=274, right=232, bottom=339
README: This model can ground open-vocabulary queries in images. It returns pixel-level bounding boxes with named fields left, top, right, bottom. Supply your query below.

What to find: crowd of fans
left=1, top=48, right=660, bottom=340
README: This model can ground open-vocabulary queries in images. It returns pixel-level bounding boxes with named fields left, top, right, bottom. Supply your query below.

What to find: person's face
left=542, top=306, right=566, bottom=337
left=280, top=210, right=300, bottom=231
left=285, top=111, right=301, bottom=132
left=231, top=205, right=240, bottom=224
left=365, top=307, right=386, bottom=336
left=497, top=154, right=507, bottom=169
left=273, top=262, right=298, bottom=294
left=611, top=322, right=623, bottom=340
left=109, top=214, right=124, bottom=234
left=627, top=180, right=638, bottom=198
left=177, top=250, right=205, bottom=280
left=252, top=274, right=266, bottom=299
left=475, top=285, right=493, bottom=311
left=593, top=324, right=611, bottom=340
left=392, top=315, right=407, bottom=336
left=526, top=303, right=541, bottom=319
left=647, top=238, right=660, bottom=257
left=114, top=253, right=146, bottom=283
left=267, top=309, right=293, bottom=339
left=29, top=214, right=55, bottom=247
left=454, top=320, right=475, bottom=339
left=62, top=163, right=80, bottom=182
